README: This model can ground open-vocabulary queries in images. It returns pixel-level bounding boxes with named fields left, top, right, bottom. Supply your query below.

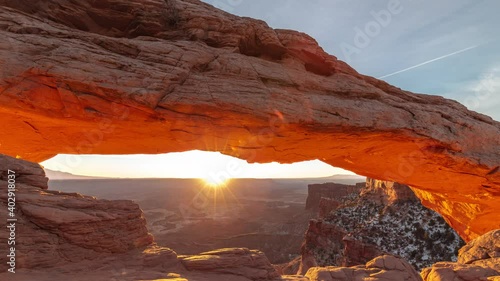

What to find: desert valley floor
left=48, top=176, right=362, bottom=264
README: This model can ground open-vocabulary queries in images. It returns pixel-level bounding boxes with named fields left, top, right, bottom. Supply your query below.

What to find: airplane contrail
left=378, top=45, right=479, bottom=79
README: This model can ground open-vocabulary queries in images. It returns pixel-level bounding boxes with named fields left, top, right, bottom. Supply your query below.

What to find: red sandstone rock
left=305, top=183, right=362, bottom=211
left=0, top=154, right=154, bottom=271
left=458, top=229, right=500, bottom=264
left=421, top=229, right=500, bottom=281
left=318, top=198, right=342, bottom=218
left=0, top=154, right=286, bottom=281
left=179, top=248, right=280, bottom=280
left=0, top=0, right=499, bottom=243
left=421, top=262, right=499, bottom=281
left=305, top=255, right=422, bottom=281
left=299, top=178, right=464, bottom=273
left=0, top=154, right=48, bottom=189
left=363, top=178, right=418, bottom=204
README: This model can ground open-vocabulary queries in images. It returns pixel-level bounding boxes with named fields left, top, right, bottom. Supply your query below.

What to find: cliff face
left=0, top=0, right=499, bottom=241
left=362, top=178, right=418, bottom=204
left=0, top=154, right=154, bottom=271
left=305, top=183, right=363, bottom=211
left=0, top=153, right=287, bottom=280
left=299, top=178, right=464, bottom=274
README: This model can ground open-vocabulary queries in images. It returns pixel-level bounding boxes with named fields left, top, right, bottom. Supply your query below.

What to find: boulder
left=421, top=229, right=500, bottom=281
left=305, top=255, right=422, bottom=281
left=0, top=154, right=154, bottom=270
left=179, top=248, right=280, bottom=281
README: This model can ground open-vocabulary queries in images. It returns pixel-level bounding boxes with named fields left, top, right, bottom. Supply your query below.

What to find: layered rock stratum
left=0, top=153, right=286, bottom=280
left=298, top=179, right=464, bottom=274
left=0, top=0, right=499, bottom=241
left=0, top=154, right=154, bottom=270
left=305, top=183, right=363, bottom=212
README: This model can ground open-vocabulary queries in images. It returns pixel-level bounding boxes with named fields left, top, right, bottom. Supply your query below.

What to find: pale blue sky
left=42, top=1, right=500, bottom=178
left=205, top=0, right=500, bottom=120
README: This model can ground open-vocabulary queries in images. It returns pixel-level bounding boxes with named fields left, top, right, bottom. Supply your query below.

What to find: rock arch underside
left=0, top=0, right=499, bottom=243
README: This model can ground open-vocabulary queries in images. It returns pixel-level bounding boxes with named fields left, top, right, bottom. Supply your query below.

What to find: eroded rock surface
left=305, top=255, right=422, bottom=281
left=305, top=183, right=363, bottom=212
left=421, top=229, right=500, bottom=281
left=0, top=0, right=498, bottom=241
left=0, top=154, right=154, bottom=271
left=179, top=248, right=280, bottom=281
left=299, top=178, right=464, bottom=274
left=0, top=154, right=283, bottom=280
left=458, top=229, right=500, bottom=264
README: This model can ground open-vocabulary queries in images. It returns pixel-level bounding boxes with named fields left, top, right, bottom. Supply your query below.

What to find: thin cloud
left=378, top=45, right=479, bottom=79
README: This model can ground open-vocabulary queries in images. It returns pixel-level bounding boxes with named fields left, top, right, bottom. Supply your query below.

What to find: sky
left=41, top=0, right=500, bottom=179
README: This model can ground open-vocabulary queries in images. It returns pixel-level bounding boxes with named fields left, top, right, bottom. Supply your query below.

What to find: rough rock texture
left=305, top=255, right=422, bottom=281
left=299, top=178, right=464, bottom=273
left=458, top=229, right=500, bottom=264
left=305, top=183, right=363, bottom=211
left=0, top=154, right=154, bottom=270
left=0, top=0, right=499, bottom=241
left=1, top=154, right=290, bottom=280
left=421, top=230, right=500, bottom=280
left=0, top=154, right=48, bottom=189
left=298, top=219, right=383, bottom=275
left=362, top=178, right=418, bottom=204
left=275, top=256, right=302, bottom=276
left=179, top=248, right=280, bottom=281
left=318, top=198, right=342, bottom=218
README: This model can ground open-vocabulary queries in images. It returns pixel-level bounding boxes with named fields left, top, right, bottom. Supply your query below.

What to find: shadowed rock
left=298, top=178, right=463, bottom=273
left=0, top=154, right=153, bottom=270
left=0, top=0, right=499, bottom=241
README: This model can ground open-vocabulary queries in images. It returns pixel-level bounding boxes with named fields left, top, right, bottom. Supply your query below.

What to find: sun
left=202, top=176, right=230, bottom=188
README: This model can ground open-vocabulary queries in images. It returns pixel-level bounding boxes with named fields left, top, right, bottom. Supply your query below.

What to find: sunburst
left=202, top=176, right=230, bottom=189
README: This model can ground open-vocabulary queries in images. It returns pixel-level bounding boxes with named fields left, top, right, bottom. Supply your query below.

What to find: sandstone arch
left=0, top=0, right=499, bottom=241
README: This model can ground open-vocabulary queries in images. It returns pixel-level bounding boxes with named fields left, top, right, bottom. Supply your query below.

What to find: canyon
left=297, top=181, right=464, bottom=274
left=1, top=154, right=499, bottom=280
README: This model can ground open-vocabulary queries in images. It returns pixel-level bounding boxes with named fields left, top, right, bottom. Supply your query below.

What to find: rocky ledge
left=421, top=229, right=500, bottom=280
left=0, top=0, right=499, bottom=241
left=305, top=255, right=422, bottom=281
left=0, top=154, right=154, bottom=270
left=298, top=178, right=464, bottom=273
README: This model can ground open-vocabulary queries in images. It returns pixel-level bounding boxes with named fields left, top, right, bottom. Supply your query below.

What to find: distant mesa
left=43, top=169, right=109, bottom=180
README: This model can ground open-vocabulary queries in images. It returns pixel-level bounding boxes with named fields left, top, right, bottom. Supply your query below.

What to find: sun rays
left=202, top=176, right=230, bottom=189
